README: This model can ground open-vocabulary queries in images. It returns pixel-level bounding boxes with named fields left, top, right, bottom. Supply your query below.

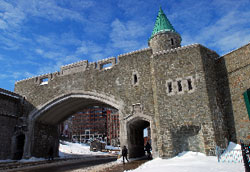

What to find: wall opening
left=187, top=79, right=193, bottom=91
left=171, top=38, right=174, bottom=45
left=134, top=74, right=138, bottom=85
left=177, top=80, right=182, bottom=92
left=127, top=119, right=150, bottom=158
left=40, top=78, right=49, bottom=85
left=101, top=63, right=112, bottom=70
left=14, top=134, right=25, bottom=160
left=167, top=82, right=173, bottom=93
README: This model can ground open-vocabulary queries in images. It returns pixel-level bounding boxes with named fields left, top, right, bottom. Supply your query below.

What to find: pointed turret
left=149, top=7, right=181, bottom=53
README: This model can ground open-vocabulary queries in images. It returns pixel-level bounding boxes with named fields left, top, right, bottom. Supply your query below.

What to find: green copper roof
left=150, top=7, right=177, bottom=39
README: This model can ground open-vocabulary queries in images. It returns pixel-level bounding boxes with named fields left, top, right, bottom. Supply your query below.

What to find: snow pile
left=125, top=143, right=244, bottom=172
left=59, top=141, right=119, bottom=157
left=59, top=141, right=116, bottom=157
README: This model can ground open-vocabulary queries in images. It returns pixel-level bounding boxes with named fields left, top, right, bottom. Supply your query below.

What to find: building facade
left=61, top=106, right=119, bottom=144
left=106, top=109, right=120, bottom=146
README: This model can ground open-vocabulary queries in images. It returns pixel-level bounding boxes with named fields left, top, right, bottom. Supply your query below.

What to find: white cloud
left=110, top=19, right=149, bottom=52
left=0, top=1, right=26, bottom=31
left=76, top=41, right=103, bottom=56
left=0, top=74, right=8, bottom=79
left=38, top=61, right=64, bottom=74
left=16, top=0, right=85, bottom=22
left=35, top=49, right=44, bottom=55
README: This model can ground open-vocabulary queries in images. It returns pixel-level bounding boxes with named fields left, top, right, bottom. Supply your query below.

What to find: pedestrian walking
left=122, top=145, right=129, bottom=164
left=145, top=142, right=152, bottom=159
left=48, top=146, right=54, bottom=161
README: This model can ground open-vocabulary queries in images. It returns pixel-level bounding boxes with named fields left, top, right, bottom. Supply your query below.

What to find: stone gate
left=10, top=8, right=248, bottom=159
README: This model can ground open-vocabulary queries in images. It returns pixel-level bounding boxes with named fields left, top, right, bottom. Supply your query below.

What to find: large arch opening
left=127, top=118, right=151, bottom=158
left=26, top=93, right=123, bottom=158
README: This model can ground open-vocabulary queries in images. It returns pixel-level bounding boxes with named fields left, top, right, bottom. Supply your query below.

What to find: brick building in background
left=59, top=106, right=120, bottom=145
left=106, top=109, right=120, bottom=146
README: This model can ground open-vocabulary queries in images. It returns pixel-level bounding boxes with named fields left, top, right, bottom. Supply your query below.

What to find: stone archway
left=23, top=92, right=125, bottom=158
left=125, top=115, right=153, bottom=158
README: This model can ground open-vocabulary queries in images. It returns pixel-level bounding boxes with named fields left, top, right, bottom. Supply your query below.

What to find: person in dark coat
left=48, top=147, right=54, bottom=161
left=122, top=145, right=129, bottom=164
left=145, top=142, right=152, bottom=159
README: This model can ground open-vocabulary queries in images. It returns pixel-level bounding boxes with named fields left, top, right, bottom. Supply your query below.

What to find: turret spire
left=150, top=7, right=176, bottom=39
left=148, top=7, right=182, bottom=53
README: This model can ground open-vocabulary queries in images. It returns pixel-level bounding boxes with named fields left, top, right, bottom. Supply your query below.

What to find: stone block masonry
left=0, top=88, right=23, bottom=160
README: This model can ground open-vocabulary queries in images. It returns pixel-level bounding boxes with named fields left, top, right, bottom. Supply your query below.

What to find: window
left=167, top=82, right=173, bottom=93
left=171, top=38, right=174, bottom=45
left=177, top=80, right=182, bottom=92
left=134, top=74, right=138, bottom=84
left=101, top=63, right=112, bottom=70
left=40, top=77, right=48, bottom=85
left=187, top=79, right=193, bottom=90
left=132, top=71, right=139, bottom=86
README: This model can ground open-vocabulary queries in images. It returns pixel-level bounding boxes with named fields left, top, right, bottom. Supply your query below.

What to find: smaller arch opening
left=127, top=119, right=151, bottom=158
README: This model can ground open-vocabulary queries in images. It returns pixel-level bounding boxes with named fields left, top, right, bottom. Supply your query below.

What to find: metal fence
left=216, top=142, right=250, bottom=172
left=216, top=146, right=243, bottom=163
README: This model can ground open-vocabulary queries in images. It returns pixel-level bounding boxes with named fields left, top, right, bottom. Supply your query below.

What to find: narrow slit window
left=177, top=80, right=182, bottom=92
left=134, top=74, right=138, bottom=84
left=187, top=79, right=193, bottom=90
left=171, top=38, right=174, bottom=45
left=167, top=82, right=172, bottom=93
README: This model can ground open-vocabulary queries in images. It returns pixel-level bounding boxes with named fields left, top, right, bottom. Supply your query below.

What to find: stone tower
left=149, top=7, right=182, bottom=53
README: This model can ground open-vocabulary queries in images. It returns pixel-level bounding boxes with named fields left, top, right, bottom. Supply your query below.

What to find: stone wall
left=217, top=43, right=250, bottom=143
left=150, top=44, right=226, bottom=157
left=32, top=122, right=59, bottom=158
left=0, top=88, right=22, bottom=160
left=14, top=47, right=157, bottom=158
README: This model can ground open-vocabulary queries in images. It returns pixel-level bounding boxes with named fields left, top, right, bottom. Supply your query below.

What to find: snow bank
left=59, top=141, right=111, bottom=157
left=125, top=143, right=244, bottom=172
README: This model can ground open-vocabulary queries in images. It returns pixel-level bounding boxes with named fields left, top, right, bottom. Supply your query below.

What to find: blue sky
left=0, top=0, right=250, bottom=91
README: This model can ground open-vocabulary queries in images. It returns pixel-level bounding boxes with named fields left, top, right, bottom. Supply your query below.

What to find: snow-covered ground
left=0, top=140, right=119, bottom=163
left=125, top=142, right=245, bottom=172
left=59, top=141, right=120, bottom=157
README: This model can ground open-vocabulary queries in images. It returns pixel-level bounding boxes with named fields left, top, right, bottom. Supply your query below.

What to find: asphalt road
left=7, top=157, right=117, bottom=172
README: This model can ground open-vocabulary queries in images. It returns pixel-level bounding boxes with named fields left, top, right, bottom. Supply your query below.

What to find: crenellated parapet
left=15, top=47, right=152, bottom=86
left=60, top=60, right=88, bottom=75
left=97, top=57, right=116, bottom=70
